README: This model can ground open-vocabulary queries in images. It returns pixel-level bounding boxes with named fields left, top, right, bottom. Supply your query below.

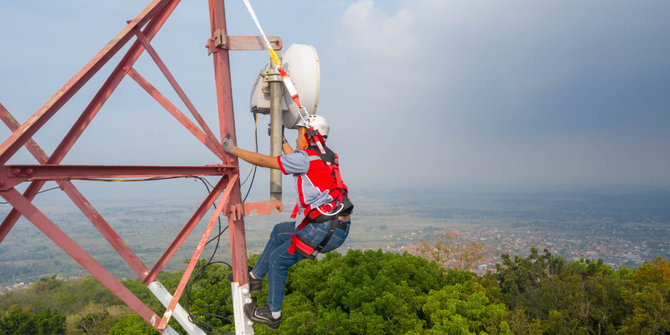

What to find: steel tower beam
left=0, top=0, right=182, bottom=245
left=0, top=0, right=172, bottom=165
left=0, top=1, right=284, bottom=334
left=208, top=1, right=255, bottom=333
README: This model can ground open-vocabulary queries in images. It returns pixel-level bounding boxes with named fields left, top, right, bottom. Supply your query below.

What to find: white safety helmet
left=300, top=114, right=329, bottom=137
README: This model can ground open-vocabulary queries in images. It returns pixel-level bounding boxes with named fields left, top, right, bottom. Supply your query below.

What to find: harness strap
left=331, top=154, right=346, bottom=190
left=314, top=220, right=344, bottom=253
left=288, top=235, right=318, bottom=259
left=308, top=128, right=327, bottom=154
left=287, top=220, right=349, bottom=260
left=290, top=203, right=300, bottom=219
left=292, top=147, right=353, bottom=228
left=296, top=199, right=343, bottom=230
left=312, top=149, right=347, bottom=192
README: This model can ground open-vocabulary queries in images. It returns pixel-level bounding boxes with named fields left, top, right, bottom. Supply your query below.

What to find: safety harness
left=242, top=0, right=352, bottom=259
left=290, top=145, right=350, bottom=224
left=287, top=145, right=353, bottom=259
left=288, top=220, right=350, bottom=259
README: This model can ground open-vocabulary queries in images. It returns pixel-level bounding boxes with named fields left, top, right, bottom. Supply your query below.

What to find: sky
left=1, top=0, right=669, bottom=199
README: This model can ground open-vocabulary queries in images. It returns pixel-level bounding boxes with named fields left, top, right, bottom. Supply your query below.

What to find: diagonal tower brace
left=0, top=1, right=283, bottom=334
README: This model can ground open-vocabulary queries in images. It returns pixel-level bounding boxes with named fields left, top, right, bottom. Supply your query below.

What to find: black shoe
left=244, top=304, right=281, bottom=329
left=227, top=269, right=262, bottom=293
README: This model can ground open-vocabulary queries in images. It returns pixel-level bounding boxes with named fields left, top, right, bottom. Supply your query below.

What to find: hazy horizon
left=1, top=0, right=669, bottom=195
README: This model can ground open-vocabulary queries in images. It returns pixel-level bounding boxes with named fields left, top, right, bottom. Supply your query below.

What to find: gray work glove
left=222, top=136, right=237, bottom=154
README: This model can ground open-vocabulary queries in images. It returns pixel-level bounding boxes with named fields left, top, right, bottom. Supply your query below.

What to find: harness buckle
left=317, top=202, right=344, bottom=216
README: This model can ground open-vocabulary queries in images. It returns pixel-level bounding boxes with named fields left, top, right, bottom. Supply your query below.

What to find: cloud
left=324, top=0, right=670, bottom=189
left=2, top=1, right=669, bottom=191
left=336, top=0, right=416, bottom=63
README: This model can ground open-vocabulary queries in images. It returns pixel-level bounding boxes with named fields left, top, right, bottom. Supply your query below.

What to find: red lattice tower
left=0, top=1, right=282, bottom=333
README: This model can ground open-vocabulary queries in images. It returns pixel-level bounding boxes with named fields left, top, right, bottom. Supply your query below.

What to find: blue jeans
left=251, top=220, right=350, bottom=312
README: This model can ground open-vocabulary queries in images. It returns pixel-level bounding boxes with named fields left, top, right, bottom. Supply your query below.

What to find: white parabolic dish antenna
left=281, top=44, right=320, bottom=129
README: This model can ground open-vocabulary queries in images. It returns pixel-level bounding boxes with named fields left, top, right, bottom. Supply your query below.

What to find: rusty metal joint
left=215, top=29, right=227, bottom=49
left=227, top=203, right=244, bottom=221
left=130, top=25, right=144, bottom=38
left=9, top=167, right=33, bottom=177
left=206, top=29, right=227, bottom=55
left=0, top=167, right=22, bottom=189
left=206, top=38, right=217, bottom=55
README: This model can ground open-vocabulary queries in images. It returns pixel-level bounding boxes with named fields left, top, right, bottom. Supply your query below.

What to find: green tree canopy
left=0, top=304, right=65, bottom=335
left=252, top=249, right=511, bottom=335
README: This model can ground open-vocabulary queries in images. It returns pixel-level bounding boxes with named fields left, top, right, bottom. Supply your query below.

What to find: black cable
left=242, top=112, right=259, bottom=203
left=182, top=176, right=237, bottom=334
left=71, top=176, right=183, bottom=182
left=186, top=311, right=234, bottom=335
left=198, top=177, right=216, bottom=190
left=0, top=186, right=62, bottom=204
left=242, top=168, right=257, bottom=204
left=12, top=175, right=238, bottom=333
left=0, top=138, right=258, bottom=333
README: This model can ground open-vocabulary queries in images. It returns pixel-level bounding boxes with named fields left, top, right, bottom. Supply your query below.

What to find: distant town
left=342, top=189, right=670, bottom=274
left=2, top=189, right=669, bottom=293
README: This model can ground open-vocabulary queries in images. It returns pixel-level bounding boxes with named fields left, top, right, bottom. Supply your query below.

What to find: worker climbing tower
left=0, top=1, right=319, bottom=334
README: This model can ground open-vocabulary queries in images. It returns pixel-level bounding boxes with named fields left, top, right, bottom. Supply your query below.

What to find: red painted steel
left=60, top=183, right=150, bottom=278
left=143, top=176, right=230, bottom=284
left=0, top=103, right=45, bottom=243
left=127, top=68, right=226, bottom=161
left=207, top=35, right=282, bottom=52
left=1, top=164, right=230, bottom=181
left=158, top=174, right=239, bottom=330
left=209, top=0, right=236, bottom=151
left=133, top=29, right=225, bottom=160
left=244, top=199, right=284, bottom=216
left=0, top=104, right=50, bottom=165
left=46, top=0, right=181, bottom=166
left=1, top=1, right=286, bottom=333
left=0, top=108, right=148, bottom=277
left=227, top=35, right=282, bottom=50
left=0, top=0, right=182, bottom=244
left=0, top=187, right=162, bottom=327
left=0, top=179, right=48, bottom=243
left=0, top=0, right=172, bottom=165
left=209, top=0, right=251, bottom=287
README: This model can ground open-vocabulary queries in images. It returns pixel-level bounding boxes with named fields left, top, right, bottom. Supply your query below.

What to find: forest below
left=1, top=248, right=669, bottom=334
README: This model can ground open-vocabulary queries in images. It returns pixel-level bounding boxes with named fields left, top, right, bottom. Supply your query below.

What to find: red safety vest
left=289, top=146, right=348, bottom=230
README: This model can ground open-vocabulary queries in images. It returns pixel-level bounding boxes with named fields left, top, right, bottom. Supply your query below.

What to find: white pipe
left=148, top=281, right=207, bottom=335
left=231, top=281, right=255, bottom=335
left=269, top=68, right=283, bottom=201
left=163, top=326, right=180, bottom=335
